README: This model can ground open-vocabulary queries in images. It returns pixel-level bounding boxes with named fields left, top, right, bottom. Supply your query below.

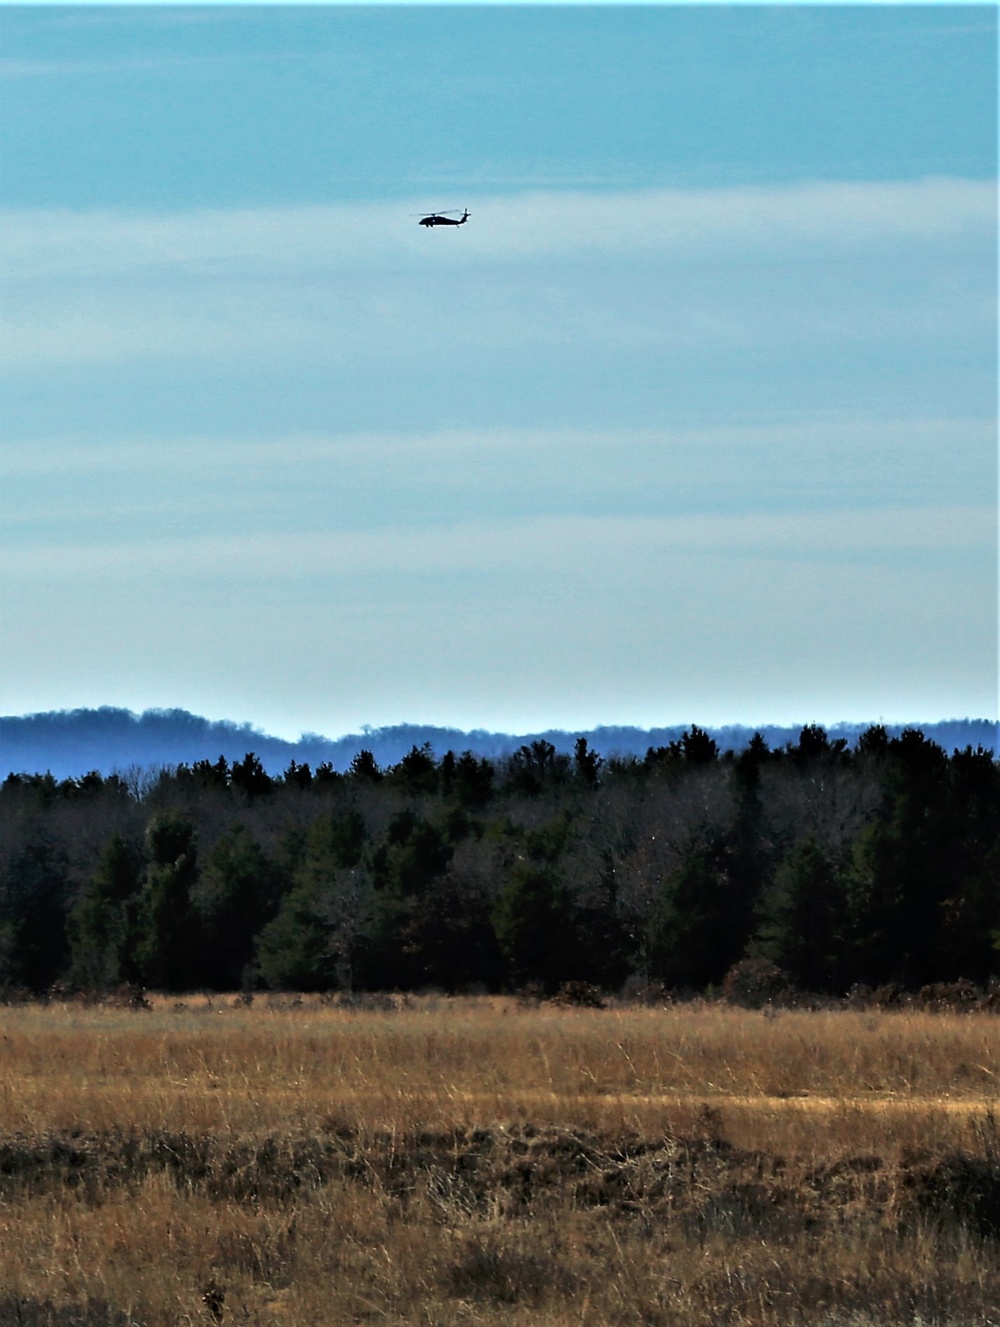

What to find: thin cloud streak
left=2, top=426, right=992, bottom=567
left=4, top=506, right=992, bottom=583
left=2, top=179, right=992, bottom=391
left=3, top=417, right=992, bottom=477
left=2, top=245, right=991, bottom=371
left=3, top=178, right=993, bottom=279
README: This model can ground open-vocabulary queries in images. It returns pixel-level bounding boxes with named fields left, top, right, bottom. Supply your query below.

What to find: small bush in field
left=722, top=958, right=795, bottom=1009
left=617, top=973, right=673, bottom=1006
left=552, top=980, right=605, bottom=1008
left=446, top=1237, right=571, bottom=1305
left=917, top=980, right=985, bottom=1013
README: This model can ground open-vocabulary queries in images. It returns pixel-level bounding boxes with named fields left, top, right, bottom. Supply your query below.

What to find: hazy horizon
left=5, top=702, right=1000, bottom=750
left=4, top=703, right=997, bottom=784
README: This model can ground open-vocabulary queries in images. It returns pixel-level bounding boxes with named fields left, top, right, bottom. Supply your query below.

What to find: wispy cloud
left=2, top=419, right=993, bottom=550
left=1, top=179, right=993, bottom=374
left=5, top=505, right=992, bottom=583
left=4, top=178, right=993, bottom=277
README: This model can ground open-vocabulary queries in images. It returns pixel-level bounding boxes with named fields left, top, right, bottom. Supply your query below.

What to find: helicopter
left=417, top=208, right=470, bottom=228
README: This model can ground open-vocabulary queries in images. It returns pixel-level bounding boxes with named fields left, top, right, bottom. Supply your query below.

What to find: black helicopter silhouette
left=417, top=208, right=470, bottom=228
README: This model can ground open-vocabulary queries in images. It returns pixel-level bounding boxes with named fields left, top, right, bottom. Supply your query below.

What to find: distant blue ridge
left=1, top=707, right=996, bottom=781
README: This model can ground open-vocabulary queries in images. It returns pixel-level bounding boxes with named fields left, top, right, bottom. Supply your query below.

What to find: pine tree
left=136, top=812, right=198, bottom=991
left=192, top=824, right=276, bottom=989
left=492, top=864, right=572, bottom=991
left=753, top=836, right=844, bottom=991
left=255, top=811, right=367, bottom=991
left=68, top=835, right=142, bottom=990
left=0, top=839, right=71, bottom=991
left=647, top=844, right=743, bottom=989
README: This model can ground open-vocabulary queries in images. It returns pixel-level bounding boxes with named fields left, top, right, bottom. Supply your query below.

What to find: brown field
left=1, top=996, right=999, bottom=1326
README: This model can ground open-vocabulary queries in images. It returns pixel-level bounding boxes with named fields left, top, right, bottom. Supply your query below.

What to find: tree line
left=1, top=726, right=998, bottom=997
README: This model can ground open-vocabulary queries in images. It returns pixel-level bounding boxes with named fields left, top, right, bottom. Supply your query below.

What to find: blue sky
left=1, top=5, right=996, bottom=738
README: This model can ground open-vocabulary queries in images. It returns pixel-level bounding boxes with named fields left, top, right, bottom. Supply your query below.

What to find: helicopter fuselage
left=419, top=211, right=469, bottom=227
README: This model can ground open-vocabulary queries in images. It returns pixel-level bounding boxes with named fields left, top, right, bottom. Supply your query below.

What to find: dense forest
left=1, top=725, right=998, bottom=999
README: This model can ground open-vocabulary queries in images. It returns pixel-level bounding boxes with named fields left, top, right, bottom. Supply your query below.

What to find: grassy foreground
left=1, top=996, right=999, bottom=1326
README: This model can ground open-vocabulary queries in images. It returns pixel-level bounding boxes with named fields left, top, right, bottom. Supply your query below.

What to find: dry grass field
left=2, top=995, right=999, bottom=1326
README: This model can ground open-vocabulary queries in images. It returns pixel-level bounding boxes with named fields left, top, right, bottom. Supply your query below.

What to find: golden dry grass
left=2, top=995, right=997, bottom=1145
left=1, top=996, right=999, bottom=1326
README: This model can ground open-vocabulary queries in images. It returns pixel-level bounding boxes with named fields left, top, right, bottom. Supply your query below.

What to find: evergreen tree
left=190, top=756, right=230, bottom=791
left=843, top=729, right=951, bottom=985
left=726, top=733, right=774, bottom=963
left=492, top=863, right=572, bottom=991
left=647, top=843, right=745, bottom=989
left=255, top=879, right=341, bottom=990
left=573, top=737, right=603, bottom=789
left=361, top=812, right=455, bottom=988
left=136, top=812, right=199, bottom=991
left=283, top=760, right=313, bottom=790
left=0, top=838, right=71, bottom=991
left=449, top=752, right=495, bottom=808
left=231, top=752, right=273, bottom=800
left=192, top=824, right=277, bottom=989
left=255, top=811, right=367, bottom=990
left=390, top=744, right=439, bottom=795
left=349, top=749, right=382, bottom=782
left=932, top=745, right=1000, bottom=981
left=753, top=836, right=844, bottom=991
left=680, top=725, right=719, bottom=767
left=506, top=741, right=569, bottom=796
left=68, top=835, right=143, bottom=990
left=566, top=851, right=632, bottom=989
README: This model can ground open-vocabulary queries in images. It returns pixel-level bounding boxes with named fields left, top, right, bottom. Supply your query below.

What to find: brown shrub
left=446, top=1236, right=573, bottom=1304
left=722, top=958, right=795, bottom=1009
left=551, top=981, right=605, bottom=1009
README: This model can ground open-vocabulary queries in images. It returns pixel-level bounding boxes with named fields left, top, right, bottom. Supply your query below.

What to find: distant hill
left=1, top=707, right=996, bottom=780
